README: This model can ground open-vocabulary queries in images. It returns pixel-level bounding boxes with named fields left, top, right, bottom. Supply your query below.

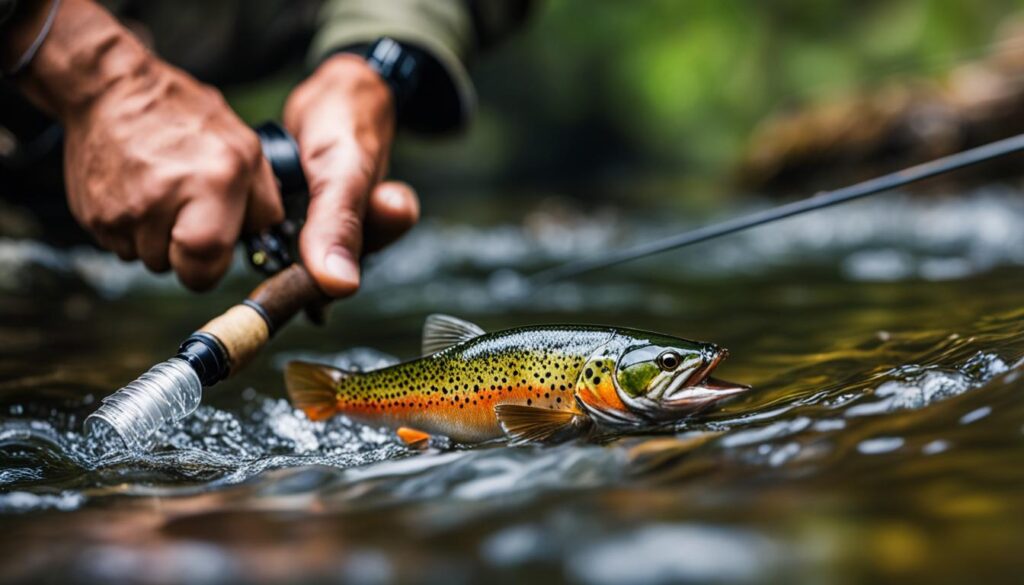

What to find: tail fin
left=284, top=361, right=348, bottom=421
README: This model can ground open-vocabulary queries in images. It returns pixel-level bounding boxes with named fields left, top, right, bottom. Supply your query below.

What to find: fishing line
left=530, top=131, right=1024, bottom=285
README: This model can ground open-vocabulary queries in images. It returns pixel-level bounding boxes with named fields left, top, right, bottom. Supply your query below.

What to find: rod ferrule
left=176, top=333, right=230, bottom=386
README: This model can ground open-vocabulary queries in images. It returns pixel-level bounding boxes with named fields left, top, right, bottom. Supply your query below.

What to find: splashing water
left=1, top=349, right=411, bottom=501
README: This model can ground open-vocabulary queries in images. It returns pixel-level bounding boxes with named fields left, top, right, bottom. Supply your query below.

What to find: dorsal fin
left=422, top=314, right=485, bottom=355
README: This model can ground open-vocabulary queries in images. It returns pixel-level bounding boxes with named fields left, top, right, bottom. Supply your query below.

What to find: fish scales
left=285, top=315, right=748, bottom=444
left=335, top=327, right=614, bottom=442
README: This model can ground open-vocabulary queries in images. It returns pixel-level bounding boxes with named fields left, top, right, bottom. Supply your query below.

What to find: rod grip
left=195, top=264, right=327, bottom=377
left=247, top=263, right=327, bottom=330
left=194, top=122, right=327, bottom=379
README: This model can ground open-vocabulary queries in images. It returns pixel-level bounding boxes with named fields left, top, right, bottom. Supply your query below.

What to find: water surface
left=1, top=189, right=1022, bottom=584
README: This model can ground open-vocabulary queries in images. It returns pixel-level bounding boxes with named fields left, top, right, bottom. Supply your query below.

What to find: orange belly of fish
left=336, top=383, right=577, bottom=443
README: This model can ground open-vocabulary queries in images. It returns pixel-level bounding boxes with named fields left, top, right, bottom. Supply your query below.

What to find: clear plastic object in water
left=85, top=357, right=203, bottom=452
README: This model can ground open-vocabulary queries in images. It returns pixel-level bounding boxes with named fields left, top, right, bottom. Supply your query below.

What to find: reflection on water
left=0, top=189, right=1023, bottom=584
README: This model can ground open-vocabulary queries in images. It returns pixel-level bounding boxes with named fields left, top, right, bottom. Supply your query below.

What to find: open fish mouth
left=663, top=375, right=750, bottom=403
left=696, top=376, right=751, bottom=394
left=683, top=350, right=727, bottom=387
left=663, top=351, right=751, bottom=405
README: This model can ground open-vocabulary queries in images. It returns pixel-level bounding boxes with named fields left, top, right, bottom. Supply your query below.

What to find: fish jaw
left=656, top=348, right=750, bottom=416
left=661, top=376, right=751, bottom=413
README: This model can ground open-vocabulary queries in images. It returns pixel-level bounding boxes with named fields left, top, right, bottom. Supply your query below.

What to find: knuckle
left=333, top=211, right=364, bottom=248
left=203, top=85, right=229, bottom=108
left=242, top=131, right=264, bottom=166
left=148, top=165, right=185, bottom=196
left=204, top=154, right=247, bottom=189
left=306, top=164, right=376, bottom=205
left=95, top=207, right=135, bottom=231
left=300, top=139, right=341, bottom=170
left=173, top=228, right=235, bottom=260
left=350, top=152, right=378, bottom=183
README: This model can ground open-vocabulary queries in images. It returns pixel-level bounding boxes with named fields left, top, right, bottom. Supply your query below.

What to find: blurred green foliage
left=228, top=0, right=1024, bottom=198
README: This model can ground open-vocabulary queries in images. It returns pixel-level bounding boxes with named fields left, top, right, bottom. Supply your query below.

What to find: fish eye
left=657, top=351, right=681, bottom=371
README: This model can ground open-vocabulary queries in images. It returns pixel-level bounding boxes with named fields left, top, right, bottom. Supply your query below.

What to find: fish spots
left=577, top=354, right=628, bottom=418
left=326, top=326, right=620, bottom=437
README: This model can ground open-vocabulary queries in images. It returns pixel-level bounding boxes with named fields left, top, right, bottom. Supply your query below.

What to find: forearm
left=7, top=0, right=151, bottom=119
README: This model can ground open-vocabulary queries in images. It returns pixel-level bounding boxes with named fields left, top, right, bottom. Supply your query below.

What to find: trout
left=285, top=315, right=749, bottom=445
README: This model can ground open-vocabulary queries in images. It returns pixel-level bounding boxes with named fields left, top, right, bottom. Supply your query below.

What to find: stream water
left=0, top=188, right=1022, bottom=584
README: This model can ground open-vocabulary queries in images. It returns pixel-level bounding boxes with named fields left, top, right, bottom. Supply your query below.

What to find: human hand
left=284, top=54, right=420, bottom=298
left=14, top=0, right=283, bottom=291
left=63, top=65, right=285, bottom=290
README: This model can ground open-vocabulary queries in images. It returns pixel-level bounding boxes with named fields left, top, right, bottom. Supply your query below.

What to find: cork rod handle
left=196, top=264, right=328, bottom=376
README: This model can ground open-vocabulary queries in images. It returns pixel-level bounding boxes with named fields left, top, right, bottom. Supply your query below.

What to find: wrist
left=14, top=0, right=153, bottom=118
left=318, top=52, right=393, bottom=107
left=286, top=53, right=394, bottom=138
left=328, top=38, right=428, bottom=127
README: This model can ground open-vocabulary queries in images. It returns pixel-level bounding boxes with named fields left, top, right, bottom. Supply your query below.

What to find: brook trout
left=285, top=314, right=749, bottom=444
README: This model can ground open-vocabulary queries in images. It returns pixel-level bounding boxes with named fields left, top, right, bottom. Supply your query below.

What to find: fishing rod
left=530, top=131, right=1024, bottom=285
left=87, top=126, right=1024, bottom=451
left=85, top=123, right=328, bottom=451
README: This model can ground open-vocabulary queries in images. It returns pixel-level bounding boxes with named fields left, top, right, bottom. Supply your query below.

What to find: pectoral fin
left=494, top=404, right=591, bottom=445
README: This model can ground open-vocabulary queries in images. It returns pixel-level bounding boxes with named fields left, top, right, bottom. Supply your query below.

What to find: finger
left=134, top=212, right=174, bottom=273
left=169, top=196, right=242, bottom=291
left=299, top=161, right=373, bottom=298
left=132, top=192, right=181, bottom=273
left=88, top=207, right=138, bottom=261
left=109, top=239, right=138, bottom=261
left=95, top=228, right=138, bottom=262
left=243, top=156, right=285, bottom=234
left=362, top=180, right=420, bottom=253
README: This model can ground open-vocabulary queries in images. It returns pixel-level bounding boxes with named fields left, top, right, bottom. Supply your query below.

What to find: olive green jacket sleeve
left=310, top=0, right=531, bottom=133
